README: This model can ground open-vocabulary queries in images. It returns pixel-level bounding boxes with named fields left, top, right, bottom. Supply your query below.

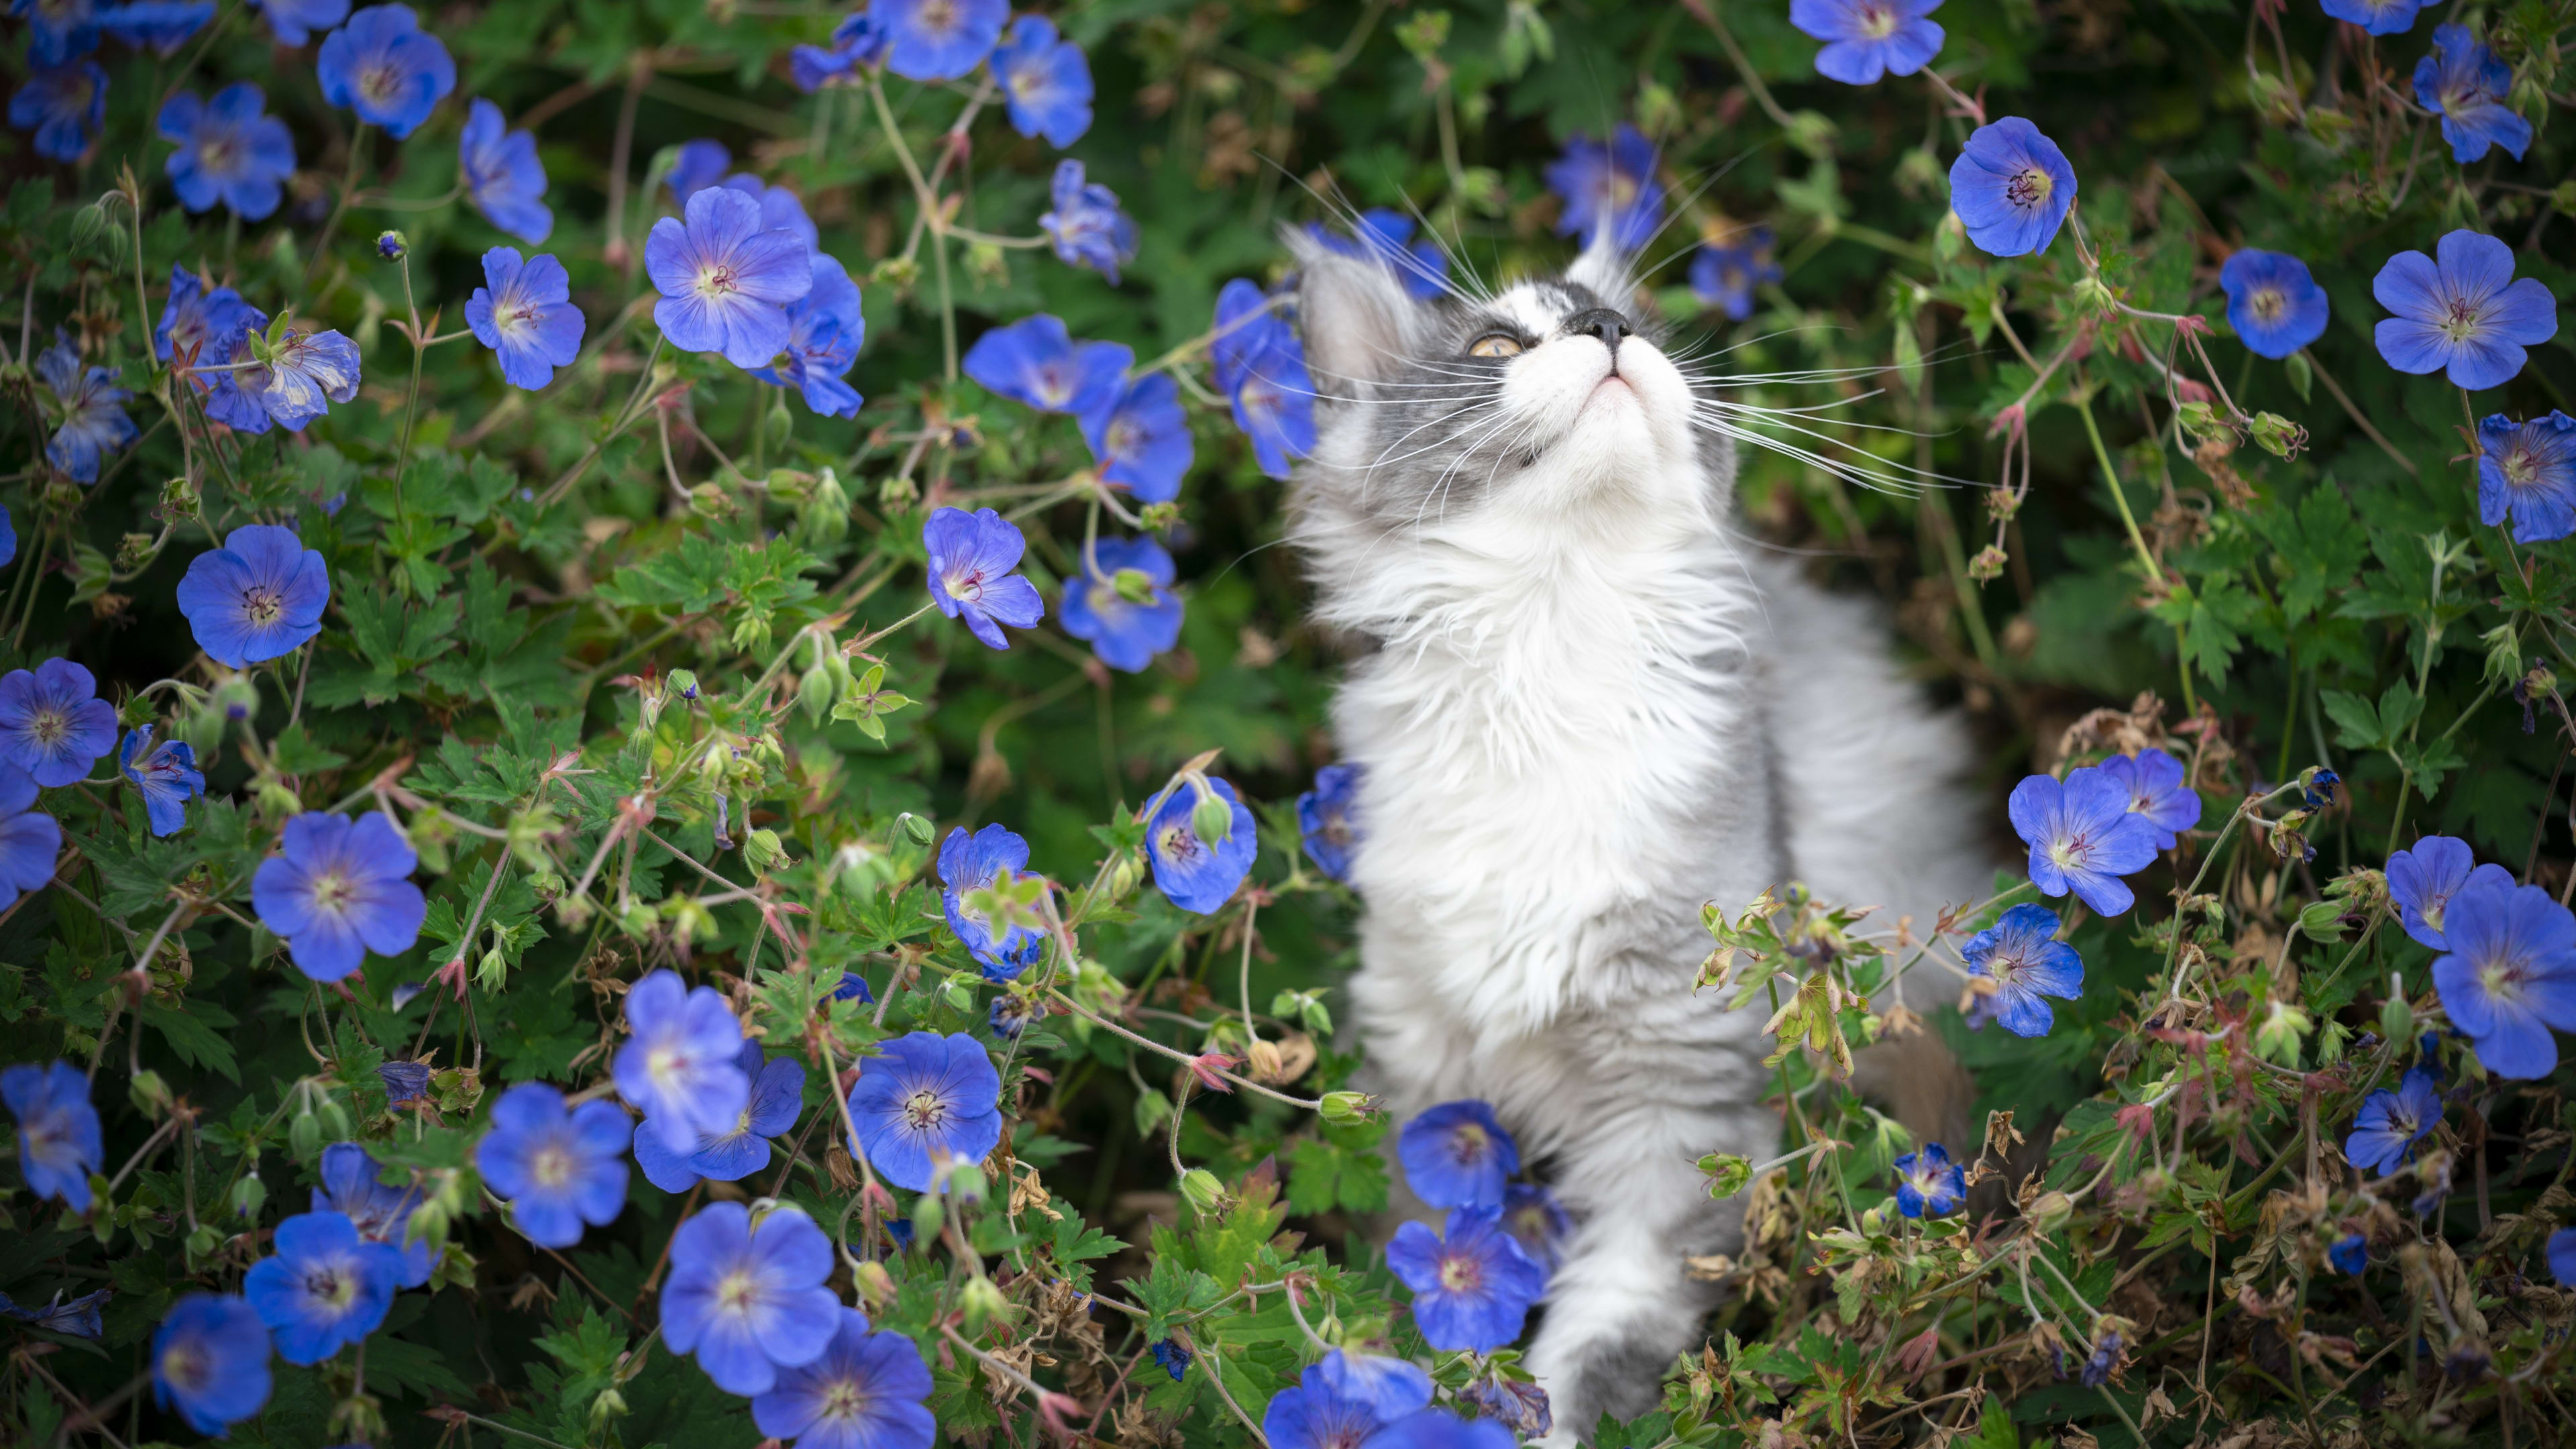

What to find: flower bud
left=1178, top=1168, right=1227, bottom=1215
left=1189, top=790, right=1233, bottom=849
left=587, top=1389, right=628, bottom=1431
left=476, top=949, right=508, bottom=994
left=910, top=1190, right=944, bottom=1244
left=852, top=1259, right=896, bottom=1309
left=376, top=229, right=408, bottom=260
left=619, top=901, right=660, bottom=938
left=799, top=664, right=836, bottom=724
left=667, top=669, right=701, bottom=702
left=899, top=812, right=936, bottom=846
left=2025, top=1189, right=2074, bottom=1232
left=289, top=1108, right=322, bottom=1161
left=186, top=1224, right=223, bottom=1260
left=1318, top=1090, right=1373, bottom=1124
left=128, top=1069, right=173, bottom=1117
left=2378, top=991, right=2413, bottom=1044
left=960, top=1274, right=1010, bottom=1332
left=744, top=828, right=786, bottom=875
left=232, top=1173, right=266, bottom=1219
left=256, top=778, right=305, bottom=819
left=2295, top=899, right=2349, bottom=943
left=1698, top=1152, right=1752, bottom=1199
left=763, top=391, right=794, bottom=448
left=1104, top=851, right=1142, bottom=902
left=941, top=975, right=976, bottom=1012
left=1112, top=567, right=1157, bottom=605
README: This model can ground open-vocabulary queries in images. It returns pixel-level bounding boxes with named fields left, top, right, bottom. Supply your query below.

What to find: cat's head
left=1285, top=226, right=1725, bottom=534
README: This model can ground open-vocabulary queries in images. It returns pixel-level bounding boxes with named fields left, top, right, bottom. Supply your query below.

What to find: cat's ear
left=1287, top=227, right=1429, bottom=392
left=1563, top=229, right=1635, bottom=306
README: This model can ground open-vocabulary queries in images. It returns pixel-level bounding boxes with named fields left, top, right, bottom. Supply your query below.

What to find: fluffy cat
left=1283, top=225, right=1991, bottom=1442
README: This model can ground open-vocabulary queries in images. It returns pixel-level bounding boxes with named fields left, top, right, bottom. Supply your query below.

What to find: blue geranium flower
left=152, top=1295, right=272, bottom=1436
left=244, top=1210, right=403, bottom=1364
left=1790, top=0, right=1944, bottom=84
left=176, top=524, right=329, bottom=667
left=9, top=60, right=106, bottom=162
left=460, top=98, right=553, bottom=243
left=661, top=1201, right=843, bottom=1395
left=1544, top=123, right=1664, bottom=252
left=1398, top=1100, right=1520, bottom=1210
left=833, top=971, right=875, bottom=1004
left=3, top=1061, right=100, bottom=1210
left=1150, top=1338, right=1191, bottom=1383
left=1949, top=116, right=2076, bottom=257
left=2344, top=1065, right=2440, bottom=1175
left=2551, top=1227, right=2576, bottom=1287
left=475, top=1081, right=634, bottom=1247
left=613, top=967, right=751, bottom=1155
left=1148, top=775, right=1256, bottom=914
left=0, top=659, right=117, bottom=788
left=2218, top=250, right=2330, bottom=360
left=1263, top=1348, right=1436, bottom=1449
left=378, top=1059, right=431, bottom=1105
left=0, top=1286, right=108, bottom=1338
left=1307, top=208, right=1450, bottom=301
left=2329, top=1233, right=2368, bottom=1275
left=2389, top=837, right=2513, bottom=950
left=1081, top=372, right=1191, bottom=503
left=2008, top=766, right=2158, bottom=916
left=750, top=252, right=865, bottom=419
left=36, top=333, right=136, bottom=483
left=2414, top=25, right=2531, bottom=164
left=119, top=725, right=205, bottom=837
left=924, top=506, right=1045, bottom=650
left=1038, top=160, right=1140, bottom=284
left=647, top=186, right=815, bottom=369
left=991, top=13, right=1091, bottom=146
left=846, top=1031, right=1004, bottom=1191
left=937, top=823, right=1046, bottom=977
left=1222, top=315, right=1317, bottom=478
left=100, top=1, right=211, bottom=52
left=1297, top=763, right=1360, bottom=883
left=11, top=0, right=100, bottom=64
left=1892, top=1142, right=1965, bottom=1217
left=252, top=0, right=347, bottom=44
left=1689, top=229, right=1782, bottom=321
left=156, top=264, right=260, bottom=371
left=251, top=812, right=428, bottom=982
left=1212, top=279, right=1284, bottom=391
left=1499, top=1183, right=1572, bottom=1273
left=317, top=3, right=455, bottom=138
left=2096, top=746, right=2201, bottom=849
left=793, top=11, right=888, bottom=91
left=751, top=1306, right=938, bottom=1449
left=1061, top=536, right=1184, bottom=674
left=2373, top=229, right=2558, bottom=391
left=719, top=172, right=820, bottom=252
left=633, top=1042, right=804, bottom=1192
left=1961, top=904, right=2083, bottom=1038
left=965, top=313, right=1130, bottom=417
left=313, top=1142, right=434, bottom=1288
left=1386, top=1205, right=1548, bottom=1353
left=2431, top=877, right=2576, bottom=1079
left=466, top=248, right=586, bottom=391
left=877, top=0, right=1006, bottom=80
left=665, top=138, right=731, bottom=203
left=204, top=321, right=364, bottom=433
left=2320, top=0, right=2425, bottom=34
left=988, top=991, right=1038, bottom=1039
left=2477, top=412, right=2576, bottom=545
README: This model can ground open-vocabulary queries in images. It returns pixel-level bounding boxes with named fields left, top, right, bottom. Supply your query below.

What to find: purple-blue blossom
left=666, top=138, right=731, bottom=203
left=661, top=1201, right=843, bottom=1395
left=613, top=968, right=751, bottom=1153
left=1297, top=762, right=1360, bottom=883
left=2344, top=1065, right=2440, bottom=1175
left=176, top=523, right=330, bottom=667
left=2008, top=765, right=2159, bottom=916
left=252, top=0, right=348, bottom=45
left=466, top=248, right=586, bottom=390
left=1790, top=0, right=1945, bottom=85
left=119, top=725, right=205, bottom=837
left=965, top=313, right=1130, bottom=417
left=1893, top=1142, right=1965, bottom=1217
left=1544, top=123, right=1664, bottom=252
left=1081, top=372, right=1192, bottom=502
left=750, top=1306, right=938, bottom=1449
left=633, top=1041, right=805, bottom=1191
left=2218, top=249, right=2330, bottom=360
left=2320, top=0, right=2426, bottom=34
left=244, top=1210, right=402, bottom=1364
left=1038, top=160, right=1139, bottom=284
left=1690, top=228, right=1782, bottom=321
left=1961, top=904, right=2083, bottom=1037
left=204, top=321, right=364, bottom=433
left=923, top=506, right=1046, bottom=651
left=0, top=659, right=117, bottom=788
left=316, top=3, right=455, bottom=139
left=157, top=265, right=262, bottom=371
left=2372, top=229, right=2557, bottom=392
left=460, top=97, right=553, bottom=243
left=36, top=333, right=136, bottom=483
left=9, top=60, right=105, bottom=162
left=1386, top=1205, right=1548, bottom=1353
left=2430, top=877, right=2576, bottom=1079
left=100, top=1, right=211, bottom=52
left=876, top=0, right=1007, bottom=80
left=1499, top=1183, right=1571, bottom=1273
left=2096, top=745, right=2201, bottom=849
left=1949, top=117, right=2076, bottom=257
left=1307, top=208, right=1449, bottom=302
left=3, top=1060, right=99, bottom=1210
left=2386, top=835, right=2512, bottom=949
left=1148, top=775, right=1256, bottom=914
left=1397, top=1099, right=1519, bottom=1210
left=152, top=1295, right=272, bottom=1436
left=1262, top=1348, right=1436, bottom=1449
left=0, top=764, right=61, bottom=911
left=2477, top=412, right=2576, bottom=545
left=936, top=823, right=1046, bottom=977
left=646, top=186, right=815, bottom=368
left=1059, top=535, right=1185, bottom=674
left=2414, top=24, right=2531, bottom=164
left=720, top=172, right=820, bottom=252
left=312, top=1142, right=435, bottom=1287
left=250, top=812, right=427, bottom=982
left=750, top=252, right=866, bottom=419
left=475, top=1081, right=634, bottom=1248
left=845, top=1030, right=1004, bottom=1191
left=991, top=13, right=1092, bottom=147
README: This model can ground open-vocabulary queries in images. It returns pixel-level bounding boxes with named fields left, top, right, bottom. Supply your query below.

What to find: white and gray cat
left=1282, top=225, right=1991, bottom=1442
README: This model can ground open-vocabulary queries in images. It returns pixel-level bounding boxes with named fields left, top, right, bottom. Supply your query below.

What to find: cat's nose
left=1565, top=308, right=1630, bottom=352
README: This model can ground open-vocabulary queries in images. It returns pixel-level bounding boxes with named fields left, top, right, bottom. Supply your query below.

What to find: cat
left=1281, top=223, right=1991, bottom=1442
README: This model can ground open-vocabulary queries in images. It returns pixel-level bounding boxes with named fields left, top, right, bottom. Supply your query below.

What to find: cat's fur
left=1283, top=227, right=1991, bottom=1442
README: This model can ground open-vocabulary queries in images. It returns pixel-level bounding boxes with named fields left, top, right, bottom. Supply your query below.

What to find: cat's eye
left=1467, top=333, right=1524, bottom=358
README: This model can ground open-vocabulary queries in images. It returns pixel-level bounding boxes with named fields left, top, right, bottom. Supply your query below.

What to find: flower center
left=2249, top=288, right=2285, bottom=321
left=2046, top=835, right=2085, bottom=871
left=2477, top=955, right=2525, bottom=1004
left=902, top=1087, right=948, bottom=1130
left=531, top=1145, right=574, bottom=1187
left=1856, top=3, right=1898, bottom=37
left=716, top=1269, right=761, bottom=1313
left=1449, top=1124, right=1488, bottom=1163
left=311, top=869, right=358, bottom=914
left=198, top=138, right=236, bottom=174
left=2006, top=166, right=2052, bottom=211
left=161, top=1342, right=207, bottom=1391
left=507, top=303, right=545, bottom=334
left=1108, top=419, right=1141, bottom=455
left=1086, top=582, right=1124, bottom=616
left=307, top=1267, right=356, bottom=1313
left=695, top=264, right=740, bottom=302
left=360, top=66, right=402, bottom=105
left=1438, top=1251, right=1483, bottom=1293
left=647, top=1044, right=689, bottom=1089
left=2502, top=447, right=2540, bottom=489
left=242, top=584, right=284, bottom=625
left=28, top=706, right=68, bottom=747
left=2440, top=299, right=2486, bottom=344
left=921, top=0, right=957, bottom=32
left=1157, top=822, right=1203, bottom=864
left=946, top=566, right=986, bottom=604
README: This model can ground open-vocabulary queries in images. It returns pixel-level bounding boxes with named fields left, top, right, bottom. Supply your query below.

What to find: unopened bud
left=744, top=828, right=786, bottom=874
left=375, top=229, right=408, bottom=260
left=666, top=669, right=701, bottom=702
left=129, top=1069, right=173, bottom=1117
left=232, top=1173, right=266, bottom=1219
left=2026, top=1189, right=2074, bottom=1232
left=1189, top=790, right=1233, bottom=849
left=799, top=665, right=835, bottom=724
left=1179, top=1168, right=1227, bottom=1214
left=476, top=949, right=508, bottom=994
left=852, top=1259, right=896, bottom=1309
left=960, top=1274, right=1010, bottom=1332
left=900, top=812, right=936, bottom=846
left=289, top=1108, right=322, bottom=1161
left=1318, top=1090, right=1373, bottom=1124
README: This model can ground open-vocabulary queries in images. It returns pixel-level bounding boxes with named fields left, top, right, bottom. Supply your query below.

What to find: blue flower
left=0, top=790, right=52, bottom=910
left=100, top=1, right=211, bottom=52
left=3, top=1061, right=100, bottom=1211
left=317, top=4, right=455, bottom=139
left=1307, top=208, right=1451, bottom=302
left=647, top=185, right=815, bottom=368
left=2078, top=1332, right=2121, bottom=1388
left=661, top=1200, right=843, bottom=1395
left=9, top=60, right=105, bottom=162
left=750, top=1306, right=938, bottom=1449
left=1212, top=278, right=1287, bottom=393
left=475, top=1081, right=634, bottom=1248
left=633, top=1041, right=804, bottom=1191
left=11, top=0, right=99, bottom=64
left=750, top=252, right=866, bottom=419
left=792, top=40, right=863, bottom=92
left=2218, top=250, right=2330, bottom=360
left=244, top=1210, right=403, bottom=1364
left=1148, top=775, right=1256, bottom=914
left=1689, top=229, right=1782, bottom=321
left=152, top=1295, right=272, bottom=1436
left=2328, top=1233, right=2367, bottom=1275
left=176, top=524, right=330, bottom=667
left=378, top=1059, right=431, bottom=1105
left=720, top=172, right=820, bottom=252
left=2372, top=229, right=2558, bottom=391
left=1386, top=1205, right=1548, bottom=1353
left=613, top=967, right=751, bottom=1155
left=1081, top=372, right=1191, bottom=503
left=36, top=333, right=135, bottom=484
left=157, top=264, right=261, bottom=371
left=2414, top=25, right=2530, bottom=163
left=2008, top=766, right=2159, bottom=916
left=1499, top=1183, right=1570, bottom=1273
left=846, top=1030, right=1004, bottom=1191
left=1543, top=124, right=1664, bottom=252
left=2477, top=411, right=2576, bottom=545
left=252, top=0, right=347, bottom=44
left=1297, top=763, right=1361, bottom=883
left=119, top=725, right=205, bottom=837
left=460, top=98, right=553, bottom=243
left=2319, top=0, right=2425, bottom=34
left=991, top=13, right=1091, bottom=147
left=666, top=138, right=731, bottom=203
left=2387, top=835, right=2514, bottom=949
left=1398, top=1100, right=1520, bottom=1210
left=313, top=1142, right=435, bottom=1287
left=1949, top=117, right=2076, bottom=257
left=1263, top=1348, right=1436, bottom=1449
left=1459, top=1375, right=1552, bottom=1440
left=833, top=971, right=875, bottom=1004
left=252, top=812, right=427, bottom=982
left=923, top=506, right=1046, bottom=651
left=1223, top=316, right=1317, bottom=479
left=965, top=313, right=1130, bottom=417
left=937, top=824, right=1046, bottom=977
left=1962, top=904, right=2083, bottom=1038
left=2551, top=1227, right=2576, bottom=1288
left=0, top=659, right=117, bottom=788
left=1790, top=0, right=1944, bottom=84
left=1150, top=1338, right=1191, bottom=1383
left=1038, top=160, right=1139, bottom=284
left=465, top=247, right=586, bottom=391
left=1892, top=1142, right=1964, bottom=1218
left=2430, top=877, right=2576, bottom=1079
left=830, top=7, right=891, bottom=65
left=877, top=0, right=1006, bottom=80
left=2343, top=1065, right=2440, bottom=1175
left=0, top=503, right=12, bottom=568
left=2095, top=746, right=2201, bottom=850
left=204, top=321, right=364, bottom=433
left=1060, top=536, right=1184, bottom=674
left=988, top=992, right=1038, bottom=1038
left=0, top=1286, right=108, bottom=1338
